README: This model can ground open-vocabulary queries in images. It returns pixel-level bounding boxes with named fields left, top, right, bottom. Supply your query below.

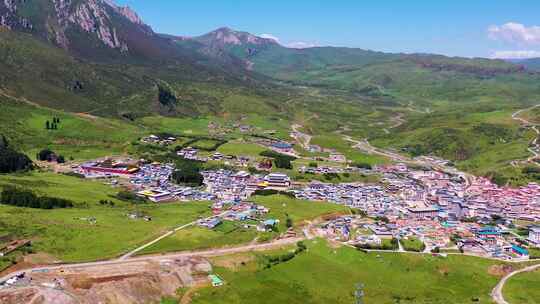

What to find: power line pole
left=355, top=283, right=365, bottom=304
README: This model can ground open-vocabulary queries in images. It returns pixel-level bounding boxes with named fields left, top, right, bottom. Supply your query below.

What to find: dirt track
left=491, top=263, right=540, bottom=304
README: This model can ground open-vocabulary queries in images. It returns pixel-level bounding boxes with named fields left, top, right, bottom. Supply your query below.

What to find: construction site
left=0, top=256, right=212, bottom=304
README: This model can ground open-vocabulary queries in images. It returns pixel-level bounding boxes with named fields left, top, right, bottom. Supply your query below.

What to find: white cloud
left=490, top=50, right=540, bottom=59
left=259, top=33, right=280, bottom=42
left=286, top=41, right=319, bottom=49
left=488, top=22, right=540, bottom=45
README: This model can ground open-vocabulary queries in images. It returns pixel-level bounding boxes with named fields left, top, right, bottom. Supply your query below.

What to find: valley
left=0, top=1, right=539, bottom=303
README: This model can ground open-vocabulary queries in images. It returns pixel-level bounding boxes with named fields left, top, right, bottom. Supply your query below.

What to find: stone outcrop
left=1, top=0, right=154, bottom=52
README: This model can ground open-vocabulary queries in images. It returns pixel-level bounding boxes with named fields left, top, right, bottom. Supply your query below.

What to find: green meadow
left=138, top=195, right=349, bottom=254
left=0, top=172, right=212, bottom=262
left=191, top=240, right=522, bottom=304
left=503, top=268, right=540, bottom=304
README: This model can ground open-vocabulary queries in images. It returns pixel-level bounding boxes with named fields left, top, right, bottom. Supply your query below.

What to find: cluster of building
left=202, top=170, right=291, bottom=201
left=298, top=165, right=370, bottom=175
left=295, top=163, right=540, bottom=260
left=75, top=158, right=140, bottom=178
left=131, top=163, right=215, bottom=202
left=198, top=201, right=279, bottom=232
left=140, top=134, right=177, bottom=146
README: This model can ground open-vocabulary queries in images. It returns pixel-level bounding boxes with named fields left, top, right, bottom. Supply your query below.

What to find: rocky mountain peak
left=1, top=0, right=154, bottom=52
left=196, top=27, right=280, bottom=48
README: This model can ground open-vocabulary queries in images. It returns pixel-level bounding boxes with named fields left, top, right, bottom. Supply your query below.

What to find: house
left=258, top=219, right=280, bottom=232
left=207, top=218, right=222, bottom=229
left=528, top=226, right=540, bottom=246
left=137, top=189, right=174, bottom=202
left=209, top=274, right=224, bottom=287
left=408, top=207, right=438, bottom=220
left=511, top=245, right=529, bottom=257
left=264, top=173, right=290, bottom=188
left=329, top=153, right=346, bottom=163
left=271, top=142, right=293, bottom=153
left=199, top=218, right=222, bottom=229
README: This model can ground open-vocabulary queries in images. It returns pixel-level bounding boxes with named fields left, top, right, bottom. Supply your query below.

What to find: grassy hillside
left=0, top=172, right=211, bottom=262
left=503, top=268, right=540, bottom=304
left=191, top=240, right=517, bottom=304
left=138, top=195, right=349, bottom=255
left=370, top=107, right=537, bottom=184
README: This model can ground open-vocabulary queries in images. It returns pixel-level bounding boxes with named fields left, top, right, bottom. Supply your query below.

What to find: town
left=69, top=141, right=540, bottom=262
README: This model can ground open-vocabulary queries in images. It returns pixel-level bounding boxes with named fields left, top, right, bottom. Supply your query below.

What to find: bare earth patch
left=488, top=264, right=514, bottom=277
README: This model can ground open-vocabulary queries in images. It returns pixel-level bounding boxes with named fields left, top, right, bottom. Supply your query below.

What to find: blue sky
left=115, top=0, right=540, bottom=59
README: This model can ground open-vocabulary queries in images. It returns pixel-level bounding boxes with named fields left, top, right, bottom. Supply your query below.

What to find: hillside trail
left=491, top=263, right=540, bottom=304
left=511, top=104, right=540, bottom=166
left=342, top=135, right=473, bottom=188
left=0, top=90, right=46, bottom=109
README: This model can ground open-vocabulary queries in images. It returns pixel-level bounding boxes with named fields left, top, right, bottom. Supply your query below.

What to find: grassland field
left=0, top=172, right=212, bottom=263
left=188, top=239, right=530, bottom=304
left=503, top=268, right=540, bottom=304
left=138, top=195, right=350, bottom=255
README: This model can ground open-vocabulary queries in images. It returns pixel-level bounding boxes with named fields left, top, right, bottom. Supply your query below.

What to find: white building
left=264, top=173, right=291, bottom=188
left=529, top=226, right=540, bottom=246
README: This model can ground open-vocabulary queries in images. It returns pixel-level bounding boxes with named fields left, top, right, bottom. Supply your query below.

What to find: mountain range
left=0, top=0, right=539, bottom=185
left=1, top=0, right=539, bottom=117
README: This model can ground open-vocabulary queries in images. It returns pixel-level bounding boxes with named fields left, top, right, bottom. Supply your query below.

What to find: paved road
left=491, top=263, right=540, bottom=304
left=0, top=237, right=304, bottom=284
left=118, top=211, right=228, bottom=260
left=343, top=135, right=474, bottom=189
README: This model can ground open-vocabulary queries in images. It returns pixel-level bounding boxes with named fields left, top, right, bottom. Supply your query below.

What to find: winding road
left=342, top=135, right=474, bottom=188
left=491, top=263, right=540, bottom=304
left=511, top=104, right=540, bottom=165
left=118, top=211, right=228, bottom=260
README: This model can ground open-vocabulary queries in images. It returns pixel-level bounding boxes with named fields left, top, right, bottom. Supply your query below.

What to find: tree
left=286, top=216, right=293, bottom=228
left=0, top=135, right=8, bottom=149
left=57, top=155, right=65, bottom=164
left=45, top=120, right=50, bottom=130
left=352, top=162, right=372, bottom=170
left=0, top=142, right=33, bottom=173
left=37, top=149, right=55, bottom=161
left=171, top=159, right=204, bottom=186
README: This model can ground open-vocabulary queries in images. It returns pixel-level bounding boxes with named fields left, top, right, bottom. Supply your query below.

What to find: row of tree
left=260, top=241, right=307, bottom=269
left=170, top=157, right=204, bottom=186
left=1, top=187, right=74, bottom=209
left=45, top=117, right=61, bottom=130
left=259, top=150, right=297, bottom=169
left=36, top=148, right=65, bottom=163
left=0, top=135, right=33, bottom=173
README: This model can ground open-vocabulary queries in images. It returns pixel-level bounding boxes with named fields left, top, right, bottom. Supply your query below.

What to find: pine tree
left=0, top=135, right=8, bottom=149
left=46, top=121, right=50, bottom=130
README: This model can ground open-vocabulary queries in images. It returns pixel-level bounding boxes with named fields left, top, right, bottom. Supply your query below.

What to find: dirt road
left=0, top=237, right=304, bottom=284
left=491, top=263, right=540, bottom=304
left=342, top=135, right=473, bottom=188
left=118, top=211, right=228, bottom=260
left=511, top=104, right=540, bottom=165
left=291, top=124, right=312, bottom=150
